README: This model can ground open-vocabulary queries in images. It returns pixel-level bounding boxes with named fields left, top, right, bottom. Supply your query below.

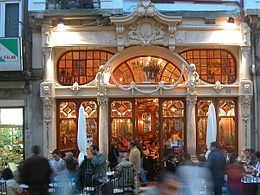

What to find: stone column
left=42, top=47, right=53, bottom=82
left=241, top=46, right=251, bottom=80
left=186, top=95, right=197, bottom=157
left=97, top=95, right=109, bottom=158
left=239, top=80, right=253, bottom=153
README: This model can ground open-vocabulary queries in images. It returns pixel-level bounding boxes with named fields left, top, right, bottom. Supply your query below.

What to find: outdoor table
left=241, top=175, right=260, bottom=194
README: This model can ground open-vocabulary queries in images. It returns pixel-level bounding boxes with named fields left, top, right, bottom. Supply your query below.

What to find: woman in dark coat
left=108, top=141, right=119, bottom=171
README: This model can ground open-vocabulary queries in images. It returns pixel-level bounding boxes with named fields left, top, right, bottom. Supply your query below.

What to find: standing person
left=129, top=140, right=141, bottom=175
left=129, top=140, right=141, bottom=192
left=20, top=145, right=52, bottom=195
left=136, top=141, right=148, bottom=186
left=108, top=141, right=119, bottom=171
left=87, top=144, right=113, bottom=195
left=1, top=168, right=22, bottom=195
left=88, top=144, right=107, bottom=178
left=207, top=141, right=226, bottom=195
left=225, top=153, right=243, bottom=195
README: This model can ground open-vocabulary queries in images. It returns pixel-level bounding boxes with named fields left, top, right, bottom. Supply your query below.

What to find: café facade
left=31, top=0, right=253, bottom=160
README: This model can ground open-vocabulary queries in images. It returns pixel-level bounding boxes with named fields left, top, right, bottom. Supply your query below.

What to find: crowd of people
left=1, top=140, right=260, bottom=194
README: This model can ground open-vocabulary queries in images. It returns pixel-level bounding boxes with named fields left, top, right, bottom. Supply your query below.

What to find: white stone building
left=28, top=0, right=255, bottom=163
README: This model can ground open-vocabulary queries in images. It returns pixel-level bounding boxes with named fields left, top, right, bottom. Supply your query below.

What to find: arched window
left=110, top=56, right=184, bottom=84
left=180, top=49, right=236, bottom=84
left=57, top=50, right=113, bottom=85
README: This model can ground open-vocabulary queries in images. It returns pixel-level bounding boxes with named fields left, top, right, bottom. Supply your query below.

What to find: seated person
left=1, top=168, right=22, bottom=195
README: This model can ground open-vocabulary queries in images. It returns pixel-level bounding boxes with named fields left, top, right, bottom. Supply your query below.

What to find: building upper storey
left=29, top=0, right=242, bottom=13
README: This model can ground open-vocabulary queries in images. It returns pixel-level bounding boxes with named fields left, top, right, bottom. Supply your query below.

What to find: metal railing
left=46, top=0, right=98, bottom=10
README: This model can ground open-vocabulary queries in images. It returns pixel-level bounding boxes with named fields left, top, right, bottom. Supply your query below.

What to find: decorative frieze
left=127, top=18, right=166, bottom=46
left=110, top=0, right=182, bottom=51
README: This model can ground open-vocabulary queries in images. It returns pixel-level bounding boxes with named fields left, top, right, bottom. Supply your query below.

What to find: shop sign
left=0, top=38, right=22, bottom=71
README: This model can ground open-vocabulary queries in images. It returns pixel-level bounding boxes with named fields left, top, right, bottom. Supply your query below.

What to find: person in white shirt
left=1, top=168, right=22, bottom=195
left=49, top=149, right=67, bottom=173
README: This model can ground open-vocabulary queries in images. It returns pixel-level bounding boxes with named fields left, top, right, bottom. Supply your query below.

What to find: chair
left=0, top=180, right=7, bottom=195
left=113, top=164, right=136, bottom=194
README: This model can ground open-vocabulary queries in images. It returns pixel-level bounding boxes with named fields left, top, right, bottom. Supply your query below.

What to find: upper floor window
left=0, top=3, right=20, bottom=37
left=180, top=49, right=236, bottom=84
left=57, top=50, right=113, bottom=86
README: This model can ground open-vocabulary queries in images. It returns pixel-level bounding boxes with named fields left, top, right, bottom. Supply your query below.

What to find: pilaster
left=42, top=97, right=55, bottom=157
left=42, top=47, right=53, bottom=82
left=239, top=80, right=253, bottom=153
left=240, top=46, right=251, bottom=80
left=97, top=95, right=109, bottom=158
left=186, top=95, right=197, bottom=157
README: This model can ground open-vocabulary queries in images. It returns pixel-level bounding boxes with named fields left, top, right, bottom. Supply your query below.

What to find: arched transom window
left=180, top=49, right=236, bottom=84
left=110, top=56, right=184, bottom=84
left=57, top=50, right=113, bottom=85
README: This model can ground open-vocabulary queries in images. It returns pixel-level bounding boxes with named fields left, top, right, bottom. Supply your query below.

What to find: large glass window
left=57, top=50, right=113, bottom=86
left=0, top=108, right=23, bottom=171
left=57, top=99, right=98, bottom=155
left=162, top=100, right=185, bottom=156
left=110, top=56, right=184, bottom=84
left=110, top=100, right=133, bottom=152
left=180, top=49, right=236, bottom=84
left=196, top=98, right=237, bottom=156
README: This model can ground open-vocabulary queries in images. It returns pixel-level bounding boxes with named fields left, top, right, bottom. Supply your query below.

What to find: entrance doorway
left=109, top=98, right=185, bottom=161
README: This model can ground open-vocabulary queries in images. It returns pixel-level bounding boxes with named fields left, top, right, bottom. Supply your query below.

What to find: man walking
left=20, top=145, right=52, bottom=195
left=207, top=142, right=226, bottom=195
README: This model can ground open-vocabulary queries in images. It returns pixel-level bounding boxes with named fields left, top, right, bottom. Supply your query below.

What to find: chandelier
left=137, top=56, right=163, bottom=80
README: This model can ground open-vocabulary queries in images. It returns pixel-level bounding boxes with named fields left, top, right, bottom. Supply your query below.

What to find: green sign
left=0, top=38, right=22, bottom=71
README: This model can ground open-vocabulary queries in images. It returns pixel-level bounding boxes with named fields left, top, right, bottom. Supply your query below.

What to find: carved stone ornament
left=127, top=18, right=165, bottom=45
left=97, top=96, right=108, bottom=105
left=239, top=80, right=253, bottom=95
left=186, top=64, right=199, bottom=95
left=40, top=81, right=53, bottom=98
left=240, top=22, right=251, bottom=46
left=239, top=95, right=252, bottom=120
left=41, top=24, right=52, bottom=47
left=213, top=81, right=223, bottom=93
left=186, top=95, right=197, bottom=105
left=110, top=0, right=182, bottom=51
left=42, top=97, right=53, bottom=123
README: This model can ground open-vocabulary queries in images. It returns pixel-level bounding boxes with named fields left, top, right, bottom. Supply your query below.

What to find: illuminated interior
left=57, top=99, right=98, bottom=155
left=110, top=56, right=183, bottom=84
left=196, top=98, right=237, bottom=156
left=57, top=50, right=113, bottom=85
left=181, top=49, right=236, bottom=84
left=110, top=98, right=185, bottom=159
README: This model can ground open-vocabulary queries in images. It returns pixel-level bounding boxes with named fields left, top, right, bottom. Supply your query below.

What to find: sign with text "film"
left=0, top=38, right=22, bottom=71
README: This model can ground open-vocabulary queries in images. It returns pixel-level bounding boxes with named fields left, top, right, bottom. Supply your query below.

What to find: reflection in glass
left=111, top=119, right=133, bottom=151
left=196, top=98, right=237, bottom=156
left=60, top=119, right=77, bottom=150
left=163, top=100, right=185, bottom=156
